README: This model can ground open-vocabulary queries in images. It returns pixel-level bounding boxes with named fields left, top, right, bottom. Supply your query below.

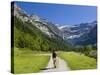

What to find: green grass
left=58, top=51, right=97, bottom=70
left=13, top=48, right=50, bottom=74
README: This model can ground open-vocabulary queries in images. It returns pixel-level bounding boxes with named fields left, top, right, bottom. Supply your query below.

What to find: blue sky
left=15, top=1, right=97, bottom=25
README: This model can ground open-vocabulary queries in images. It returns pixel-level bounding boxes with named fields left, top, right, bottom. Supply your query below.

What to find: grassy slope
left=58, top=52, right=97, bottom=70
left=13, top=48, right=50, bottom=74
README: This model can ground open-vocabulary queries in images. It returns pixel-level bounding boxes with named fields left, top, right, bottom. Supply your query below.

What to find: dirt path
left=42, top=56, right=70, bottom=72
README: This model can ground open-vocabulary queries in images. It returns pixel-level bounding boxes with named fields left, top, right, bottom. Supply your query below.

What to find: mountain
left=73, top=24, right=97, bottom=45
left=12, top=3, right=68, bottom=51
left=58, top=21, right=97, bottom=46
left=14, top=4, right=63, bottom=38
left=12, top=3, right=97, bottom=49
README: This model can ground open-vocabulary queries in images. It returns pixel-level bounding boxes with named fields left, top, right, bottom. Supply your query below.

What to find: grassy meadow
left=12, top=48, right=97, bottom=74
left=13, top=48, right=50, bottom=74
left=58, top=52, right=97, bottom=70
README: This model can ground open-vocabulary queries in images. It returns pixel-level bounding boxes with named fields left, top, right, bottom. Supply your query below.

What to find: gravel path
left=42, top=56, right=70, bottom=72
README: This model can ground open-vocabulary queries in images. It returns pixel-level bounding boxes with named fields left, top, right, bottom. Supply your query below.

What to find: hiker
left=52, top=49, right=57, bottom=68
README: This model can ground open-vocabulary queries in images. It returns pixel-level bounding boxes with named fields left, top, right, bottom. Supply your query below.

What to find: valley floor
left=12, top=48, right=97, bottom=74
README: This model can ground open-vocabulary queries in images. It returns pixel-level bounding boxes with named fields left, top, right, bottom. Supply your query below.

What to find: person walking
left=52, top=49, right=57, bottom=68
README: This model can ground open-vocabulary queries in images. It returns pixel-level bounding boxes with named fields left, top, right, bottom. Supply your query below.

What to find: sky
left=15, top=1, right=97, bottom=25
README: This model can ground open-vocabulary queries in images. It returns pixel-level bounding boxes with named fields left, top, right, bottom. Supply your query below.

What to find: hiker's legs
left=53, top=58, right=56, bottom=68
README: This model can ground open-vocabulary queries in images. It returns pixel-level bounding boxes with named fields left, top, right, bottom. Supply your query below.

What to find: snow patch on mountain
left=68, top=33, right=83, bottom=39
left=58, top=25, right=74, bottom=29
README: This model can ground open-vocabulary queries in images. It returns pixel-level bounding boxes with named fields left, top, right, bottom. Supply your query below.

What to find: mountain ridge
left=12, top=3, right=97, bottom=49
left=12, top=3, right=68, bottom=51
left=58, top=21, right=97, bottom=46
